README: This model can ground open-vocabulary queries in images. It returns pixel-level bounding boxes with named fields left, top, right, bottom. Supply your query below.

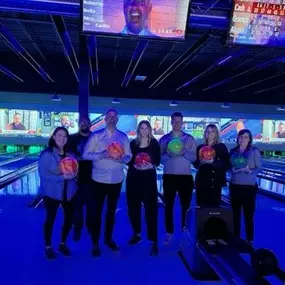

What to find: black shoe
left=247, top=240, right=254, bottom=248
left=73, top=230, right=81, bottom=242
left=129, top=235, right=142, bottom=245
left=150, top=242, right=158, bottom=256
left=92, top=244, right=101, bottom=257
left=59, top=244, right=71, bottom=256
left=45, top=247, right=57, bottom=260
left=105, top=239, right=119, bottom=251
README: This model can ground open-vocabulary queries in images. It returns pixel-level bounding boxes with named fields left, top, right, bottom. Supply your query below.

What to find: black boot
left=92, top=244, right=101, bottom=257
left=150, top=242, right=158, bottom=256
left=128, top=234, right=142, bottom=245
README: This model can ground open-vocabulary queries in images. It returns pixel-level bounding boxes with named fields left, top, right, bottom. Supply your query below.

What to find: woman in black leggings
left=229, top=129, right=262, bottom=246
left=126, top=120, right=161, bottom=256
left=38, top=127, right=78, bottom=259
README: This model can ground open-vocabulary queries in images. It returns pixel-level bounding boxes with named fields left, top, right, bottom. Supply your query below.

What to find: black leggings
left=126, top=170, right=158, bottom=242
left=43, top=195, right=73, bottom=247
left=229, top=184, right=257, bottom=242
left=195, top=186, right=222, bottom=208
left=163, top=174, right=194, bottom=234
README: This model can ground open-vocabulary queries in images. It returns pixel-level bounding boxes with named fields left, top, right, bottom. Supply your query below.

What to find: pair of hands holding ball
left=101, top=149, right=129, bottom=164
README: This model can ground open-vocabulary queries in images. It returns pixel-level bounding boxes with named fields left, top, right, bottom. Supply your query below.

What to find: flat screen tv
left=226, top=0, right=285, bottom=48
left=80, top=0, right=191, bottom=41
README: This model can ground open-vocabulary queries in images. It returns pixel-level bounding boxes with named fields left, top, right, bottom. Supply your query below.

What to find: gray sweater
left=159, top=132, right=196, bottom=175
left=229, top=146, right=262, bottom=186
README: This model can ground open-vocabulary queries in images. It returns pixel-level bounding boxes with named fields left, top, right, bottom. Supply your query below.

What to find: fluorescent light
left=277, top=105, right=285, bottom=111
left=134, top=75, right=147, bottom=81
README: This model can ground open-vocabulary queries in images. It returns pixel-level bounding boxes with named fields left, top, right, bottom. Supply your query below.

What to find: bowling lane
left=0, top=155, right=38, bottom=177
left=0, top=170, right=216, bottom=285
left=0, top=166, right=285, bottom=285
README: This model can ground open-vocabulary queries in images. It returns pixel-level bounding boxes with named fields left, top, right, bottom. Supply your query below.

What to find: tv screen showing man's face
left=82, top=0, right=190, bottom=40
left=124, top=0, right=152, bottom=34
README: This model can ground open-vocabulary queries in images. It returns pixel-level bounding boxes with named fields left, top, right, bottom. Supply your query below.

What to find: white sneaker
left=164, top=233, right=173, bottom=245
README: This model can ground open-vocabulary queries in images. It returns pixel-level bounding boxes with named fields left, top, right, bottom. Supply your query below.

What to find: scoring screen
left=226, top=0, right=285, bottom=47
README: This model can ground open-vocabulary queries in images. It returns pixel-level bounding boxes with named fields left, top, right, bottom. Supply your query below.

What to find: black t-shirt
left=127, top=138, right=161, bottom=174
left=68, top=132, right=93, bottom=182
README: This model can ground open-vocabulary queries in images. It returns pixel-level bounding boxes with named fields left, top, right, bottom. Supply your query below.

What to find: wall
left=0, top=91, right=284, bottom=119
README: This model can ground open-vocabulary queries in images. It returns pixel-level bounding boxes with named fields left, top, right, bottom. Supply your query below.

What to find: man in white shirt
left=83, top=109, right=132, bottom=257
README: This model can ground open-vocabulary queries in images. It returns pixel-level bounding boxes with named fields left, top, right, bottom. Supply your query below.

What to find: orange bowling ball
left=60, top=157, right=78, bottom=175
left=107, top=141, right=124, bottom=159
left=199, top=145, right=216, bottom=161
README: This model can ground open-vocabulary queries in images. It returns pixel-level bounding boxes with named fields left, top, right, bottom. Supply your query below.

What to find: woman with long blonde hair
left=193, top=124, right=229, bottom=207
left=126, top=120, right=161, bottom=256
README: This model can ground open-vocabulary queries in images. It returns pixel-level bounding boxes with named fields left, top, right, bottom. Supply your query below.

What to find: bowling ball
left=107, top=141, right=124, bottom=159
left=167, top=138, right=184, bottom=155
left=60, top=157, right=78, bottom=176
left=135, top=152, right=151, bottom=166
left=199, top=145, right=216, bottom=161
left=230, top=153, right=247, bottom=169
left=251, top=248, right=279, bottom=276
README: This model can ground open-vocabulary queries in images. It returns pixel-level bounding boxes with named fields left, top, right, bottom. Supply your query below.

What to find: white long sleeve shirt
left=83, top=128, right=132, bottom=184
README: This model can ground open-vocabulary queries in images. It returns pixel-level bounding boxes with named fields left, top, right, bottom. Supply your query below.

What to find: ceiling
left=0, top=0, right=285, bottom=106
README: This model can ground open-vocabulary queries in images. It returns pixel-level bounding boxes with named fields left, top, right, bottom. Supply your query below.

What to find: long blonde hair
left=135, top=120, right=154, bottom=145
left=203, top=124, right=220, bottom=145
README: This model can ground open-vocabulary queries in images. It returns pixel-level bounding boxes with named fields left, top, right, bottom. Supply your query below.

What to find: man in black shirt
left=68, top=117, right=93, bottom=241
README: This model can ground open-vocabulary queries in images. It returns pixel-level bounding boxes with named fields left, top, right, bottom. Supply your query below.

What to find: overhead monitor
left=80, top=0, right=191, bottom=40
left=226, top=0, right=285, bottom=48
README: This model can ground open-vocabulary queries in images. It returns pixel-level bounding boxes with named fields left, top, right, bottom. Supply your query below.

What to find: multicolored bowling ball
left=167, top=138, right=184, bottom=155
left=135, top=152, right=151, bottom=166
left=60, top=157, right=78, bottom=176
left=230, top=153, right=247, bottom=169
left=199, top=145, right=216, bottom=161
left=107, top=141, right=124, bottom=159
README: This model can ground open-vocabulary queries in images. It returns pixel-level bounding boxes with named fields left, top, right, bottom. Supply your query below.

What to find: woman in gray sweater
left=229, top=129, right=262, bottom=246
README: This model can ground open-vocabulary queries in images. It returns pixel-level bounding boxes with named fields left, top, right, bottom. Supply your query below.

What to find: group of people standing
left=38, top=109, right=262, bottom=260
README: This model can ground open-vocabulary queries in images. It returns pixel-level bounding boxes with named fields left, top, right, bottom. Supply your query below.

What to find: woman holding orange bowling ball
left=38, top=127, right=78, bottom=260
left=126, top=120, right=161, bottom=256
left=229, top=129, right=262, bottom=246
left=194, top=124, right=230, bottom=207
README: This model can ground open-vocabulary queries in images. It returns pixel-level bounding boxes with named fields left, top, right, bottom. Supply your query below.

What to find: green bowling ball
left=231, top=153, right=247, bottom=169
left=167, top=138, right=184, bottom=155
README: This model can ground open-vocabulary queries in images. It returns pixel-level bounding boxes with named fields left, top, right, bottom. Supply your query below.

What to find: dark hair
left=171, top=112, right=183, bottom=120
left=236, top=129, right=253, bottom=150
left=105, top=109, right=118, bottom=116
left=48, top=127, right=69, bottom=152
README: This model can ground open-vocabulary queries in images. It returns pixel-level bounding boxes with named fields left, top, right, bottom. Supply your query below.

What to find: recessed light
left=221, top=102, right=230, bottom=108
left=112, top=98, right=120, bottom=104
left=169, top=100, right=178, bottom=107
